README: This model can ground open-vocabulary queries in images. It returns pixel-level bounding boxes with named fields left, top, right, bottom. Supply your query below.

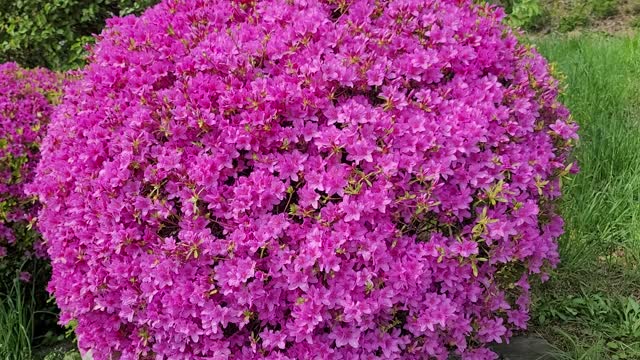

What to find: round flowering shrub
left=0, top=62, right=60, bottom=285
left=33, top=0, right=577, bottom=359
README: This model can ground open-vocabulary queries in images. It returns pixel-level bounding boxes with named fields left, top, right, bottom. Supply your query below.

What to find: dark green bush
left=592, top=0, right=619, bottom=19
left=507, top=0, right=545, bottom=30
left=478, top=0, right=545, bottom=31
left=558, top=13, right=590, bottom=32
left=0, top=0, right=158, bottom=70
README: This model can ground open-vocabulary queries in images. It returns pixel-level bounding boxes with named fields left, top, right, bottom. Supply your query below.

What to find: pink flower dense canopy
left=32, top=0, right=577, bottom=359
left=0, top=63, right=60, bottom=267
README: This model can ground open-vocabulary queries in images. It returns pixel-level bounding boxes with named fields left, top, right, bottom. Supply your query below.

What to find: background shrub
left=33, top=0, right=577, bottom=359
left=0, top=62, right=65, bottom=358
left=0, top=0, right=158, bottom=70
left=487, top=0, right=545, bottom=30
left=0, top=62, right=61, bottom=289
left=592, top=0, right=619, bottom=19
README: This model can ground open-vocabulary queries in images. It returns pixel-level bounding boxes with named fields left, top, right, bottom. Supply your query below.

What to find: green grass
left=0, top=277, right=36, bottom=360
left=0, top=263, right=68, bottom=360
left=530, top=34, right=640, bottom=359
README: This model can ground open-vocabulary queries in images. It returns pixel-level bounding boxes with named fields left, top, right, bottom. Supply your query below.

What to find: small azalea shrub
left=33, top=0, right=577, bottom=359
left=0, top=62, right=60, bottom=287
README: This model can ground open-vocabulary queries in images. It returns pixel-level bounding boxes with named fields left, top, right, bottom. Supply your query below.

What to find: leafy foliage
left=507, top=0, right=543, bottom=29
left=479, top=0, right=544, bottom=30
left=0, top=0, right=159, bottom=70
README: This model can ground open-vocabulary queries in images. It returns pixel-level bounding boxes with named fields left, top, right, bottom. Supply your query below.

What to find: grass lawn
left=530, top=34, right=640, bottom=359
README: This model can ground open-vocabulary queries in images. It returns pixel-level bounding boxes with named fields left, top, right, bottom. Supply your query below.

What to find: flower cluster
left=32, top=0, right=577, bottom=359
left=0, top=62, right=60, bottom=284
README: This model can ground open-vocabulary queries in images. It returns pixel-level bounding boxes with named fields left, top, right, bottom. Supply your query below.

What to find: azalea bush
left=32, top=0, right=577, bottom=359
left=0, top=62, right=61, bottom=288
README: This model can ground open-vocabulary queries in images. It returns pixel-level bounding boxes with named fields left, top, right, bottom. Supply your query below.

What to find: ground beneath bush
left=490, top=336, right=557, bottom=360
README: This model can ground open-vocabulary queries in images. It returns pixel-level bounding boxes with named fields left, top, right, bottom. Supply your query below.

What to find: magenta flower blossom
left=19, top=271, right=32, bottom=282
left=32, top=0, right=577, bottom=359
